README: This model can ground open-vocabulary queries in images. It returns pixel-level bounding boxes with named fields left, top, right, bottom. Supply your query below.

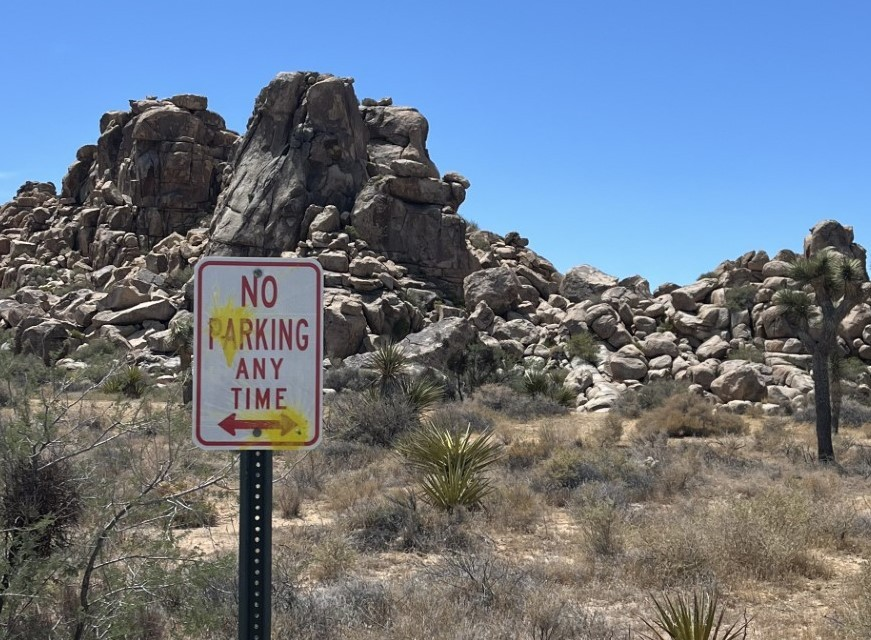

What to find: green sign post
left=192, top=257, right=323, bottom=640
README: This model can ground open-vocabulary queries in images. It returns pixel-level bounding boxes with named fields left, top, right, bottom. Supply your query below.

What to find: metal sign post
left=239, top=450, right=272, bottom=640
left=192, top=257, right=323, bottom=640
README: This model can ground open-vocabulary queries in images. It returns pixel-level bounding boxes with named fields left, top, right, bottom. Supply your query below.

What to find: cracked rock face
left=209, top=72, right=369, bottom=256
left=208, top=71, right=478, bottom=298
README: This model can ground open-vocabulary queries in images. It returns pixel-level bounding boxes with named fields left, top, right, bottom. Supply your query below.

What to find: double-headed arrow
left=218, top=413, right=299, bottom=437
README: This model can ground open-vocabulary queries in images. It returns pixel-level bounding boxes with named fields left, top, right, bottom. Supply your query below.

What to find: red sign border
left=193, top=257, right=323, bottom=450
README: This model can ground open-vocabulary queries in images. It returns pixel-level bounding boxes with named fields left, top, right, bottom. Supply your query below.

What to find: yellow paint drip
left=208, top=292, right=255, bottom=367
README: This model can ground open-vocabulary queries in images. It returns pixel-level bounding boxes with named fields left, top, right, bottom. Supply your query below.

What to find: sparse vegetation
left=723, top=285, right=757, bottom=312
left=0, top=327, right=864, bottom=637
left=637, top=392, right=747, bottom=438
left=565, top=330, right=601, bottom=364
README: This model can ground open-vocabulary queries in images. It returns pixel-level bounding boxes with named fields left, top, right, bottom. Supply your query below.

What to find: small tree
left=773, top=249, right=865, bottom=462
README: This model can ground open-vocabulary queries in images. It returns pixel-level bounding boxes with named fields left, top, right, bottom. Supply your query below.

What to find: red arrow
left=218, top=413, right=299, bottom=437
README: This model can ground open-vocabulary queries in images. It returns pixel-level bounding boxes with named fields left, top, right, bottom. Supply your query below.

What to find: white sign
left=193, top=257, right=323, bottom=450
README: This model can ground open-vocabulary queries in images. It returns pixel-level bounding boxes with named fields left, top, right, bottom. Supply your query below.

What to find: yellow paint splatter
left=240, top=406, right=312, bottom=449
left=208, top=292, right=255, bottom=367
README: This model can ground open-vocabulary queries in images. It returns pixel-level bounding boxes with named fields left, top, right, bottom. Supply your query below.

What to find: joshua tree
left=773, top=249, right=865, bottom=462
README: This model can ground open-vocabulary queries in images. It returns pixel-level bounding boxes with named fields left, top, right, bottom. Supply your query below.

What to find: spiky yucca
left=399, top=377, right=444, bottom=413
left=396, top=422, right=502, bottom=512
left=640, top=592, right=749, bottom=640
left=773, top=248, right=865, bottom=462
left=368, top=341, right=409, bottom=394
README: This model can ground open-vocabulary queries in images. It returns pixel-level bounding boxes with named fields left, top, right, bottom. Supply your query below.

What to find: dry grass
left=37, top=383, right=870, bottom=639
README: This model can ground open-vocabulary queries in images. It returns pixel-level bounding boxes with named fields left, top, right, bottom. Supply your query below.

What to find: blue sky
left=1, top=1, right=869, bottom=288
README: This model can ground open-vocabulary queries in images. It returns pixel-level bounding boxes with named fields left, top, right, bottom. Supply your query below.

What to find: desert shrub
left=1, top=454, right=82, bottom=557
left=723, top=285, right=757, bottom=312
left=343, top=494, right=424, bottom=552
left=343, top=492, right=471, bottom=553
left=471, top=383, right=569, bottom=420
left=396, top=422, right=502, bottom=512
left=614, top=379, right=689, bottom=418
left=565, top=330, right=601, bottom=364
left=73, top=337, right=124, bottom=381
left=839, top=356, right=869, bottom=383
left=275, top=481, right=303, bottom=518
left=575, top=497, right=625, bottom=557
left=101, top=365, right=151, bottom=398
left=533, top=448, right=653, bottom=506
left=309, top=535, right=357, bottom=582
left=632, top=515, right=718, bottom=589
left=838, top=560, right=871, bottom=639
left=639, top=591, right=750, bottom=640
left=324, top=364, right=375, bottom=392
left=838, top=398, right=871, bottom=428
left=522, top=367, right=552, bottom=396
left=427, top=550, right=528, bottom=609
left=398, top=375, right=444, bottom=412
left=167, top=494, right=219, bottom=529
left=590, top=412, right=625, bottom=447
left=503, top=438, right=555, bottom=470
left=514, top=365, right=577, bottom=407
left=638, top=393, right=747, bottom=438
left=326, top=390, right=420, bottom=446
left=324, top=467, right=383, bottom=512
left=485, top=482, right=543, bottom=533
left=0, top=349, right=53, bottom=394
left=716, top=487, right=828, bottom=582
left=794, top=397, right=871, bottom=428
left=726, top=346, right=766, bottom=363
left=447, top=341, right=511, bottom=396
left=426, top=401, right=494, bottom=435
left=310, top=439, right=382, bottom=474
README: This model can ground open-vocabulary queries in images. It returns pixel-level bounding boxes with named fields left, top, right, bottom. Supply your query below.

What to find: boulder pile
left=0, top=71, right=868, bottom=413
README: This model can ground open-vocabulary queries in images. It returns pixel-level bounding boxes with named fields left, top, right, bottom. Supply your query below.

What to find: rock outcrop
left=0, top=72, right=869, bottom=415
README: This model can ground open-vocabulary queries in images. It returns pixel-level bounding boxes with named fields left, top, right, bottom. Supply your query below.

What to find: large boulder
left=559, top=265, right=618, bottom=303
left=463, top=267, right=523, bottom=316
left=324, top=294, right=368, bottom=360
left=840, top=303, right=871, bottom=341
left=18, top=319, right=71, bottom=364
left=710, top=363, right=767, bottom=402
left=210, top=72, right=369, bottom=256
left=395, top=317, right=476, bottom=371
left=804, top=220, right=869, bottom=279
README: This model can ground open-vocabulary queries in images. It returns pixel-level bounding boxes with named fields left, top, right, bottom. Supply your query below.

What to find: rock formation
left=0, top=72, right=869, bottom=415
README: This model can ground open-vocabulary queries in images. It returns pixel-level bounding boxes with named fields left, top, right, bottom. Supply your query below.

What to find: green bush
left=723, top=285, right=757, bottom=312
left=447, top=342, right=511, bottom=396
left=1, top=454, right=82, bottom=557
left=324, top=365, right=375, bottom=392
left=397, top=422, right=502, bottom=512
left=565, top=330, right=600, bottom=364
left=344, top=494, right=425, bottom=551
left=102, top=365, right=151, bottom=398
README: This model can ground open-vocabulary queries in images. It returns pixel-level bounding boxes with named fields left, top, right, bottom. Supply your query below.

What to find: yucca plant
left=522, top=368, right=551, bottom=397
left=399, top=377, right=444, bottom=412
left=640, top=592, right=749, bottom=640
left=396, top=422, right=502, bottom=512
left=369, top=341, right=409, bottom=394
left=101, top=365, right=150, bottom=398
